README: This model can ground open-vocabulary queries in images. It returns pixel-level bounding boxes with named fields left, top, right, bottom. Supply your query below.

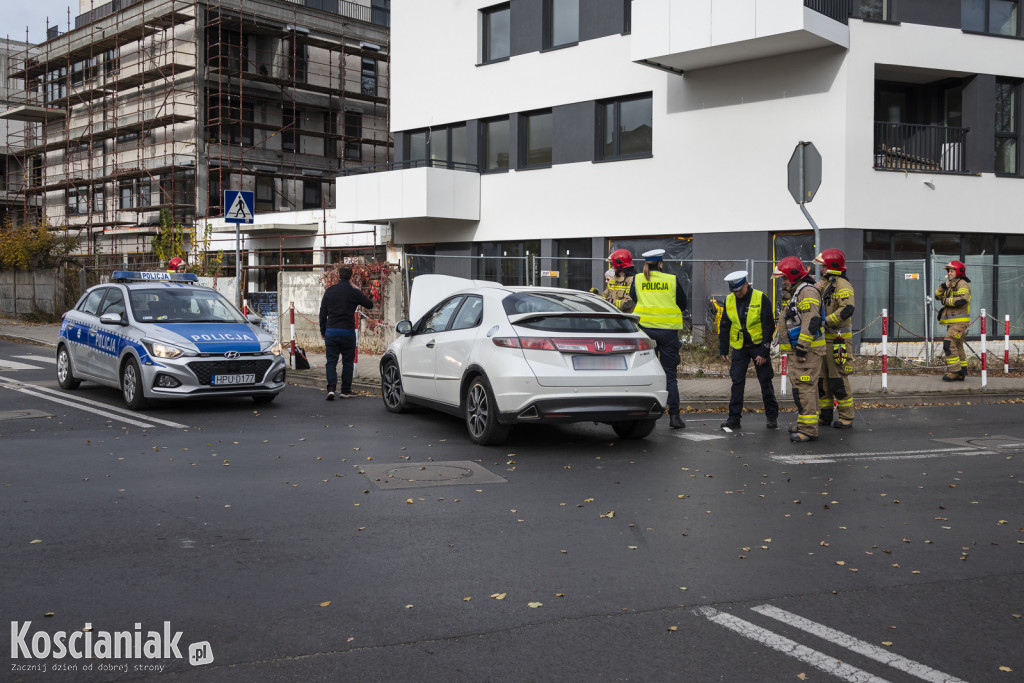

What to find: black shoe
left=790, top=432, right=816, bottom=443
left=766, top=420, right=778, bottom=429
left=669, top=413, right=685, bottom=429
left=832, top=420, right=853, bottom=429
left=720, top=419, right=741, bottom=430
left=339, top=390, right=355, bottom=399
left=942, top=372, right=964, bottom=382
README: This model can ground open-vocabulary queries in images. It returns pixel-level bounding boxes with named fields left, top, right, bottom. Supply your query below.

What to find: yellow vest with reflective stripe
left=725, top=289, right=765, bottom=349
left=634, top=271, right=682, bottom=329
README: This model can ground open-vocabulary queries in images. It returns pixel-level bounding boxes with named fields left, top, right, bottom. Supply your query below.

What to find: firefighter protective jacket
left=820, top=273, right=855, bottom=342
left=776, top=280, right=825, bottom=357
left=935, top=277, right=971, bottom=325
left=602, top=272, right=635, bottom=312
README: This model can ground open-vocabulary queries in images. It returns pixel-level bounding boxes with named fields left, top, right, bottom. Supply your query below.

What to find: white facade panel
left=711, top=0, right=756, bottom=47
left=337, top=168, right=480, bottom=223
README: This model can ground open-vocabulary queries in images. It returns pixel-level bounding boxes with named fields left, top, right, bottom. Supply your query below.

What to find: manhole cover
left=361, top=460, right=507, bottom=490
left=0, top=409, right=54, bottom=422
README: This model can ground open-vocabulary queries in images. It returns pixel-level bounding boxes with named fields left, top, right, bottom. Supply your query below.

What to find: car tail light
left=492, top=337, right=652, bottom=353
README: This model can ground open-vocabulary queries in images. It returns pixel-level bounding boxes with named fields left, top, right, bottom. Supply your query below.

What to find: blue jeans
left=325, top=334, right=357, bottom=392
left=642, top=327, right=681, bottom=412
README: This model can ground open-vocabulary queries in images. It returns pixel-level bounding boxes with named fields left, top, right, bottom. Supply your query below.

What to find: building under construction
left=1, top=0, right=390, bottom=267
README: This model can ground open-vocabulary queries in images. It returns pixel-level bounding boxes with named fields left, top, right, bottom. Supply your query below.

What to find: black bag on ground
left=294, top=347, right=310, bottom=370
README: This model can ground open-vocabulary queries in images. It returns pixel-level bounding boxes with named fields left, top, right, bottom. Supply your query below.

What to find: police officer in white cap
left=629, top=248, right=688, bottom=429
left=718, top=271, right=779, bottom=430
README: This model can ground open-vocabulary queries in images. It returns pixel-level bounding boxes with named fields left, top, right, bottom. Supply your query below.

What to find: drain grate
left=0, top=409, right=54, bottom=422
left=361, top=460, right=507, bottom=490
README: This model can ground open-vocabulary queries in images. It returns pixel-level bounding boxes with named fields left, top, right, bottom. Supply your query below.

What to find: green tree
left=0, top=220, right=78, bottom=270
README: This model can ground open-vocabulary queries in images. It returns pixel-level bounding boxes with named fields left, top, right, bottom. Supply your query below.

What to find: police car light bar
left=111, top=271, right=200, bottom=283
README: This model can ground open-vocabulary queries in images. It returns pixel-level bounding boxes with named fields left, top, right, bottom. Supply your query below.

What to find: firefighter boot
left=942, top=370, right=964, bottom=382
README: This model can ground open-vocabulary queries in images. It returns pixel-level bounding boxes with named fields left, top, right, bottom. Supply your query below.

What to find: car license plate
left=572, top=355, right=627, bottom=371
left=212, top=373, right=256, bottom=385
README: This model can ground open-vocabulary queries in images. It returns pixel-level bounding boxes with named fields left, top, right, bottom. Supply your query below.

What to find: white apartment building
left=336, top=0, right=1024, bottom=343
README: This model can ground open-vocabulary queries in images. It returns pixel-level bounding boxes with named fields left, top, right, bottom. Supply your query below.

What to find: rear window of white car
left=503, top=292, right=637, bottom=333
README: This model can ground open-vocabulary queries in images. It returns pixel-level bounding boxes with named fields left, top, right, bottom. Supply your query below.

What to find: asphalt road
left=1, top=337, right=1021, bottom=682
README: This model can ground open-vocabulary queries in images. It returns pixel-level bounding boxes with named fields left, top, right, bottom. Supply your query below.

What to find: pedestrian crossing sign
left=224, top=190, right=255, bottom=224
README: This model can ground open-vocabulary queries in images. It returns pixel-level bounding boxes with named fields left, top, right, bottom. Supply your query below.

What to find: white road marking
left=0, top=375, right=189, bottom=429
left=770, top=446, right=987, bottom=465
left=752, top=605, right=968, bottom=683
left=14, top=354, right=56, bottom=364
left=673, top=432, right=727, bottom=441
left=696, top=607, right=890, bottom=683
left=0, top=359, right=45, bottom=371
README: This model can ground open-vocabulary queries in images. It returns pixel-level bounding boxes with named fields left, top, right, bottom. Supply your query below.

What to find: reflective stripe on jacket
left=821, top=274, right=855, bottom=342
left=634, top=271, right=683, bottom=329
left=776, top=282, right=825, bottom=355
left=725, top=289, right=766, bottom=349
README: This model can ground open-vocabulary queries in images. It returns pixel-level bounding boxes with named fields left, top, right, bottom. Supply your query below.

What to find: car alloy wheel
left=381, top=360, right=409, bottom=413
left=120, top=358, right=148, bottom=410
left=56, top=346, right=80, bottom=390
left=465, top=378, right=510, bottom=445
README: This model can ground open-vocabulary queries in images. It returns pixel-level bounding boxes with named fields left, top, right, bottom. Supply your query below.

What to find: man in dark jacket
left=319, top=266, right=374, bottom=400
left=718, top=270, right=779, bottom=430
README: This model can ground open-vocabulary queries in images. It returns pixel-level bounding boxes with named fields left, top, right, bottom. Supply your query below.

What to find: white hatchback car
left=380, top=275, right=668, bottom=445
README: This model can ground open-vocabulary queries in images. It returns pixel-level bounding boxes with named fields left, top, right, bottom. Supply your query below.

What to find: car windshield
left=503, top=291, right=637, bottom=332
left=129, top=288, right=246, bottom=324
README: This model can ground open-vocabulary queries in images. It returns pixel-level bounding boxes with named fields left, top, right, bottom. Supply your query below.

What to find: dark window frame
left=303, top=179, right=323, bottom=210
left=518, top=109, right=553, bottom=170
left=962, top=0, right=1022, bottom=37
left=995, top=78, right=1021, bottom=175
left=481, top=116, right=512, bottom=173
left=361, top=57, right=378, bottom=96
left=481, top=2, right=511, bottom=64
left=543, top=0, right=580, bottom=50
left=596, top=93, right=654, bottom=162
left=344, top=110, right=363, bottom=161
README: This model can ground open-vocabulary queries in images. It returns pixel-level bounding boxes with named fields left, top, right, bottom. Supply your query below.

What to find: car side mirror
left=100, top=313, right=126, bottom=326
left=396, top=320, right=412, bottom=335
left=246, top=313, right=262, bottom=325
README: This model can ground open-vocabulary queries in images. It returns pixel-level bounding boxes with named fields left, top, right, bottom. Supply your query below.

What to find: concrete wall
left=0, top=270, right=60, bottom=317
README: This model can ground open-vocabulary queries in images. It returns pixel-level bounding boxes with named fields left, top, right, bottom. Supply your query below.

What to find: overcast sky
left=5, top=3, right=78, bottom=43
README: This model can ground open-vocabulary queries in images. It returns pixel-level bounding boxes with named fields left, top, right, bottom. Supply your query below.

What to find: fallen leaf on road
left=320, top=601, right=331, bottom=607
left=491, top=593, right=506, bottom=600
left=528, top=602, right=543, bottom=608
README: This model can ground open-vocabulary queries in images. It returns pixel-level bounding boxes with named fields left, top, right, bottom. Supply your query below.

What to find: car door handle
left=89, top=329, right=97, bottom=335
left=425, top=340, right=435, bottom=348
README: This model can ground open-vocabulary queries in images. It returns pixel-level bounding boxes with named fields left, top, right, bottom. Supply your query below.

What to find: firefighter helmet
left=167, top=257, right=185, bottom=272
left=813, top=248, right=846, bottom=273
left=772, top=256, right=809, bottom=284
left=608, top=248, right=633, bottom=271
left=945, top=260, right=966, bottom=279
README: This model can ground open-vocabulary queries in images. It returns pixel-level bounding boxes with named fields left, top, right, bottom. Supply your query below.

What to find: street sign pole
left=787, top=142, right=822, bottom=274
left=223, top=189, right=256, bottom=311
left=235, top=225, right=242, bottom=310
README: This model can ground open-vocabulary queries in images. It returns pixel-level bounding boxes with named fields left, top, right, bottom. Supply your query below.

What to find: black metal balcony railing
left=339, top=159, right=480, bottom=177
left=874, top=122, right=970, bottom=173
left=804, top=0, right=852, bottom=25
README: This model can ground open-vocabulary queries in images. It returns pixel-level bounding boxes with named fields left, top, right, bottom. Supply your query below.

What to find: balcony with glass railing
left=632, top=0, right=850, bottom=73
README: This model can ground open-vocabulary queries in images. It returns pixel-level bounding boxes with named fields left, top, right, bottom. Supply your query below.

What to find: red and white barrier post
left=980, top=309, right=987, bottom=389
left=1005, top=315, right=1011, bottom=374
left=242, top=299, right=248, bottom=316
left=353, top=312, right=359, bottom=372
left=289, top=301, right=296, bottom=369
left=881, top=308, right=888, bottom=392
left=780, top=353, right=787, bottom=396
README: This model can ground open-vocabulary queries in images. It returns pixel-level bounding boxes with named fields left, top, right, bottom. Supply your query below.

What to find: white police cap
left=641, top=248, right=666, bottom=262
left=724, top=270, right=748, bottom=291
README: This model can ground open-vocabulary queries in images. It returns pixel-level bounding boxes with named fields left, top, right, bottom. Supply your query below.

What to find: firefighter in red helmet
left=773, top=256, right=825, bottom=443
left=600, top=248, right=637, bottom=313
left=813, top=248, right=856, bottom=428
left=167, top=256, right=186, bottom=273
left=935, top=260, right=971, bottom=381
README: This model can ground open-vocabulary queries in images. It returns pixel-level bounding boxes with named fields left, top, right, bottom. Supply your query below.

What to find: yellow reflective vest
left=725, top=289, right=766, bottom=349
left=634, top=271, right=683, bottom=329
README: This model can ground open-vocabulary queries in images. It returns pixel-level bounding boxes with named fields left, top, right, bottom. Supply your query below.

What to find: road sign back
left=787, top=142, right=821, bottom=204
left=224, top=190, right=255, bottom=224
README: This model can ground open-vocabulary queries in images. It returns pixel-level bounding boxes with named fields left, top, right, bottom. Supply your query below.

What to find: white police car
left=56, top=271, right=286, bottom=409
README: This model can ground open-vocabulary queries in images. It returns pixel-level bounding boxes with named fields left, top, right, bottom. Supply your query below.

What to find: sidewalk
left=3, top=316, right=1022, bottom=407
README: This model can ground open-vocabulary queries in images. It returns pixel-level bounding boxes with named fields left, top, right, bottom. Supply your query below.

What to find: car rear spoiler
left=508, top=311, right=641, bottom=325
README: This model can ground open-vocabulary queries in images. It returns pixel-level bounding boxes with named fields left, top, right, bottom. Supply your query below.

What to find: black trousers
left=728, top=346, right=779, bottom=422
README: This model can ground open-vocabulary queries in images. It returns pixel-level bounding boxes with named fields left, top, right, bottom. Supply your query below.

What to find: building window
left=344, top=111, right=363, bottom=161
left=208, top=171, right=225, bottom=214
left=67, top=187, right=89, bottom=215
left=963, top=0, right=1021, bottom=36
left=995, top=79, right=1019, bottom=174
left=103, top=49, right=119, bottom=75
left=519, top=110, right=553, bottom=169
left=482, top=117, right=510, bottom=172
left=597, top=93, right=653, bottom=161
left=623, top=0, right=632, bottom=33
left=286, top=37, right=308, bottom=82
left=119, top=180, right=134, bottom=209
left=256, top=176, right=274, bottom=212
left=860, top=0, right=892, bottom=21
left=282, top=108, right=297, bottom=152
left=361, top=58, right=378, bottom=96
left=409, top=124, right=468, bottom=169
left=303, top=180, right=322, bottom=209
left=482, top=3, right=510, bottom=63
left=544, top=0, right=579, bottom=49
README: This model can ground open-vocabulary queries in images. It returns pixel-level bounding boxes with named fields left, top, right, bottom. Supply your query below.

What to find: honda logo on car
left=9, top=621, right=213, bottom=669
